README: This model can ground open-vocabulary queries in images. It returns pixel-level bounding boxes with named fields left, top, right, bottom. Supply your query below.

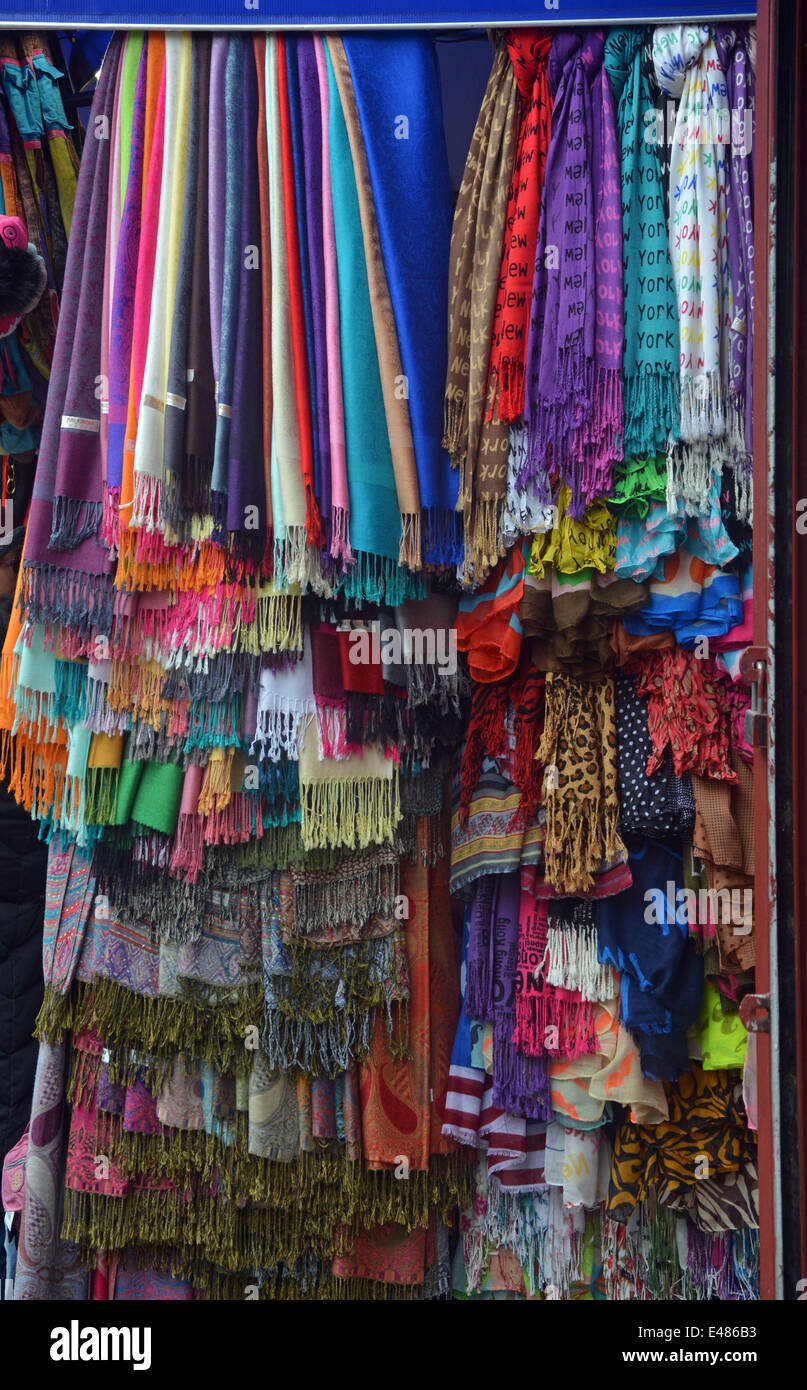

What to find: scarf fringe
left=21, top=561, right=115, bottom=640
left=398, top=510, right=422, bottom=572
left=462, top=495, right=505, bottom=588
left=512, top=989, right=599, bottom=1059
left=623, top=366, right=680, bottom=460
left=492, top=1014, right=553, bottom=1120
left=665, top=437, right=726, bottom=517
left=300, top=770, right=401, bottom=851
left=36, top=978, right=263, bottom=1084
left=290, top=852, right=399, bottom=932
left=679, top=370, right=726, bottom=444
left=60, top=1150, right=471, bottom=1276
left=101, top=486, right=121, bottom=552
left=442, top=390, right=468, bottom=462
left=252, top=700, right=311, bottom=762
left=84, top=765, right=118, bottom=826
left=543, top=922, right=616, bottom=1002
left=49, top=495, right=104, bottom=552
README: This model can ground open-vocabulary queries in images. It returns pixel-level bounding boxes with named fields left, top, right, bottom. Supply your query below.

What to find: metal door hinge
left=740, top=992, right=771, bottom=1033
left=740, top=647, right=769, bottom=751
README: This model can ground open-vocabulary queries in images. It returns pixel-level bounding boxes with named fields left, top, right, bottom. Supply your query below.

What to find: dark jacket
left=0, top=781, right=46, bottom=1165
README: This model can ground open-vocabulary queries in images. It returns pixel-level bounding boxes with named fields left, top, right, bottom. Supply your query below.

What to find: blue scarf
left=343, top=34, right=460, bottom=566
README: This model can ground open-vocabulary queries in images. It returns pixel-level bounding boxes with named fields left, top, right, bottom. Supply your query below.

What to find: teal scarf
left=605, top=28, right=679, bottom=459
left=324, top=46, right=401, bottom=587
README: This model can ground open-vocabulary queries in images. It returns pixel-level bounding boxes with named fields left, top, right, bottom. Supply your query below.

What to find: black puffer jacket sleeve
left=0, top=782, right=46, bottom=1166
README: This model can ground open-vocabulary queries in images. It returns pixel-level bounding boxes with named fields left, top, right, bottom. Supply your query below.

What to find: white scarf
left=251, top=628, right=315, bottom=763
left=654, top=26, right=733, bottom=515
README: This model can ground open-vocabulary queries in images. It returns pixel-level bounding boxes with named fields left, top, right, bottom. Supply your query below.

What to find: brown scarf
left=443, top=37, right=519, bottom=583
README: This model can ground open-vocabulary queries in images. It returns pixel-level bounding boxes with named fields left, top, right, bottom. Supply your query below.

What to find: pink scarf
left=314, top=34, right=351, bottom=564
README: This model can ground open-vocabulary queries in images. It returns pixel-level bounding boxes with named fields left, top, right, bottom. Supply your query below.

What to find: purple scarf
left=22, top=36, right=122, bottom=640
left=466, top=873, right=551, bottom=1121
left=48, top=36, right=123, bottom=553
left=521, top=31, right=623, bottom=518
left=585, top=29, right=624, bottom=499
left=715, top=25, right=754, bottom=468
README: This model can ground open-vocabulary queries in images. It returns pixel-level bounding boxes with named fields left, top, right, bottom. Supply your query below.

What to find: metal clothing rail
left=0, top=4, right=757, bottom=31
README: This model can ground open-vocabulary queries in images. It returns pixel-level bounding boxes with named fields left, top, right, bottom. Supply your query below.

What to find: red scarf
left=277, top=37, right=322, bottom=546
left=486, top=30, right=553, bottom=424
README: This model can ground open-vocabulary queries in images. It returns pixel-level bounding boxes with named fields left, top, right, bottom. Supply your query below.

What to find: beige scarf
left=442, top=37, right=519, bottom=584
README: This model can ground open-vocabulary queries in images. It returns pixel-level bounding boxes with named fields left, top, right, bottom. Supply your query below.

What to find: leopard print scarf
left=537, top=673, right=625, bottom=895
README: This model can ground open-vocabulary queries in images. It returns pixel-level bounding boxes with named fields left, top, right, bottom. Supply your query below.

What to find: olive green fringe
left=37, top=979, right=265, bottom=1085
left=61, top=1152, right=472, bottom=1274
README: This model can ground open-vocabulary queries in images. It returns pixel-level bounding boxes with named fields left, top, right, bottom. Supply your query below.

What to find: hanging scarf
left=457, top=661, right=543, bottom=830
left=614, top=669, right=695, bottom=838
left=100, top=44, right=124, bottom=502
left=161, top=35, right=200, bottom=533
left=543, top=897, right=616, bottom=1002
left=655, top=26, right=733, bottom=515
left=209, top=37, right=242, bottom=530
left=117, top=35, right=165, bottom=558
left=252, top=36, right=274, bottom=550
left=47, top=36, right=122, bottom=550
left=536, top=672, right=625, bottom=895
left=358, top=854, right=456, bottom=1172
left=297, top=720, right=400, bottom=852
left=296, top=36, right=330, bottom=542
left=266, top=35, right=308, bottom=583
left=313, top=34, right=350, bottom=564
left=251, top=624, right=315, bottom=762
left=486, top=30, right=552, bottom=426
left=132, top=34, right=192, bottom=534
left=455, top=537, right=527, bottom=684
left=106, top=40, right=148, bottom=549
left=225, top=40, right=266, bottom=551
left=324, top=42, right=402, bottom=594
left=537, top=31, right=623, bottom=514
left=327, top=35, right=421, bottom=570
left=278, top=36, right=321, bottom=548
left=714, top=24, right=754, bottom=507
left=343, top=33, right=460, bottom=567
left=21, top=37, right=124, bottom=639
left=442, top=38, right=519, bottom=582
left=512, top=866, right=598, bottom=1061
left=286, top=39, right=321, bottom=531
left=207, top=36, right=226, bottom=415
left=635, top=646, right=738, bottom=781
left=604, top=28, right=680, bottom=459
left=597, top=838, right=704, bottom=1078
left=12, top=1041, right=88, bottom=1300
left=467, top=872, right=551, bottom=1120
